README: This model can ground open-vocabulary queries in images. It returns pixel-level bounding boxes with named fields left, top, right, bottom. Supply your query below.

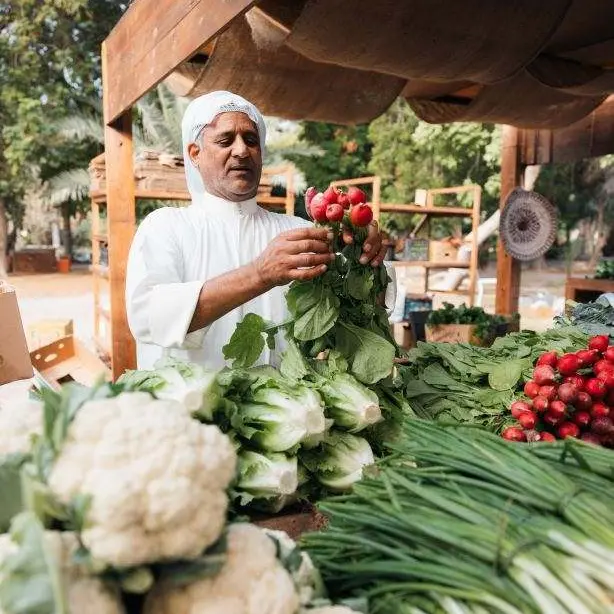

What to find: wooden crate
left=12, top=249, right=57, bottom=274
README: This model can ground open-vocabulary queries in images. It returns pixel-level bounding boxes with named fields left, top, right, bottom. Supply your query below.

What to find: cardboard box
left=30, top=336, right=111, bottom=390
left=0, top=284, right=33, bottom=385
left=27, top=319, right=74, bottom=351
left=425, top=324, right=482, bottom=345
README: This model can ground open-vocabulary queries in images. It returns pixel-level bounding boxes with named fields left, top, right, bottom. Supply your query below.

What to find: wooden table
left=564, top=277, right=614, bottom=303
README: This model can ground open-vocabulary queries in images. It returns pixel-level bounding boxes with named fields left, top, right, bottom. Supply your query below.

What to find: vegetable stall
left=4, top=191, right=614, bottom=613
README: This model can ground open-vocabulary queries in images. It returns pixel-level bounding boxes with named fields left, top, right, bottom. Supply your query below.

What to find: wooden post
left=495, top=126, right=523, bottom=315
left=103, top=42, right=136, bottom=379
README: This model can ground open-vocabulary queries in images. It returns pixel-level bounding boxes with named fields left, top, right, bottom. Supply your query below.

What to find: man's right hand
left=253, top=227, right=334, bottom=288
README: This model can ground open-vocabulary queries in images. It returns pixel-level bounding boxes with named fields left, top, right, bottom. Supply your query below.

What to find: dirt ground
left=6, top=261, right=578, bottom=353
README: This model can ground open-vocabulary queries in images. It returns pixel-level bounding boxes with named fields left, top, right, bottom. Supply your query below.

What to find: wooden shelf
left=100, top=307, right=111, bottom=321
left=390, top=261, right=470, bottom=269
left=379, top=204, right=473, bottom=217
left=92, top=233, right=108, bottom=243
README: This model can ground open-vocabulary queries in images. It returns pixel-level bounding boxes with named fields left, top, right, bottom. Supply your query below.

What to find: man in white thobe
left=126, top=91, right=392, bottom=370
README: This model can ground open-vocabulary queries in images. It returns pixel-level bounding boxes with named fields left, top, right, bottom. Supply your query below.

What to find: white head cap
left=181, top=90, right=266, bottom=199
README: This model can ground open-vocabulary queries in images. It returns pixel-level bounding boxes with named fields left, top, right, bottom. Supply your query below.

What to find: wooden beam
left=103, top=43, right=136, bottom=379
left=495, top=126, right=523, bottom=316
left=103, top=0, right=257, bottom=124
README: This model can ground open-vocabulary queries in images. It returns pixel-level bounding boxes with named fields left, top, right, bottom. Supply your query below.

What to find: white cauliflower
left=0, top=398, right=43, bottom=456
left=48, top=391, right=236, bottom=568
left=143, top=523, right=300, bottom=614
left=0, top=530, right=125, bottom=614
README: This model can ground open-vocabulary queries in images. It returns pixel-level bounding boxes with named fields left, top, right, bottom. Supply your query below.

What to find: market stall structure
left=101, top=0, right=614, bottom=377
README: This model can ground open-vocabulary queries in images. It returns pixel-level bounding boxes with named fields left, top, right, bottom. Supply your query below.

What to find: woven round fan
left=500, top=187, right=558, bottom=261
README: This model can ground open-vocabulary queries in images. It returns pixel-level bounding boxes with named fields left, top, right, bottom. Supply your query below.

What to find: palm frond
left=54, top=115, right=104, bottom=144
left=46, top=169, right=91, bottom=206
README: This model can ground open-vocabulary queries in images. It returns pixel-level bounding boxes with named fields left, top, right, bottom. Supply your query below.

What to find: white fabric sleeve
left=384, top=262, right=397, bottom=316
left=125, top=209, right=208, bottom=350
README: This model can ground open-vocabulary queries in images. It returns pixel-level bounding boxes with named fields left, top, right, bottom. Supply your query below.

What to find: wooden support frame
left=495, top=126, right=524, bottom=316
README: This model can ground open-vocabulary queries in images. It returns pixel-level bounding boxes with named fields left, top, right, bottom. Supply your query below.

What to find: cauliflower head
left=0, top=530, right=124, bottom=614
left=0, top=398, right=43, bottom=456
left=48, top=392, right=237, bottom=568
left=143, top=523, right=300, bottom=614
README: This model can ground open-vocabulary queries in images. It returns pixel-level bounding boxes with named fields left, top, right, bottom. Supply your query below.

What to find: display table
left=564, top=277, right=614, bottom=303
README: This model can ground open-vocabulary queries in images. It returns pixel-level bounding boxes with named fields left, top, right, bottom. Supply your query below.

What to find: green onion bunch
left=302, top=420, right=614, bottom=614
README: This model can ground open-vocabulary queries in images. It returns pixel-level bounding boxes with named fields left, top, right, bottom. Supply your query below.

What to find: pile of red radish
left=305, top=185, right=374, bottom=227
left=502, top=334, right=614, bottom=446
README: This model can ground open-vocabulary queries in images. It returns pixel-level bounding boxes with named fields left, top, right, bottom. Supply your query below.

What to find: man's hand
left=253, top=227, right=334, bottom=288
left=342, top=220, right=388, bottom=267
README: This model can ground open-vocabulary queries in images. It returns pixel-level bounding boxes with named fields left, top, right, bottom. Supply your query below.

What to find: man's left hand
left=342, top=221, right=388, bottom=267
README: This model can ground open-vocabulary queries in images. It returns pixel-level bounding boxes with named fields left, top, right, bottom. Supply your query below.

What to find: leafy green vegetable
left=300, top=431, right=375, bottom=493
left=555, top=297, right=614, bottom=339
left=222, top=314, right=269, bottom=368
left=0, top=453, right=29, bottom=533
left=335, top=321, right=396, bottom=384
left=292, top=285, right=340, bottom=342
left=0, top=513, right=68, bottom=614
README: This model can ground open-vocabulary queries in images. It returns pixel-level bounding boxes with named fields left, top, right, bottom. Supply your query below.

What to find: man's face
left=188, top=112, right=262, bottom=202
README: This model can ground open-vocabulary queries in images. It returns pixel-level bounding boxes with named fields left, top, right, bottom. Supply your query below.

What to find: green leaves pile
left=401, top=327, right=589, bottom=430
left=555, top=296, right=614, bottom=340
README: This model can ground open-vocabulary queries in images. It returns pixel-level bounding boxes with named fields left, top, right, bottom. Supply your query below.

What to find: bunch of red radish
left=502, top=334, right=614, bottom=446
left=305, top=185, right=374, bottom=227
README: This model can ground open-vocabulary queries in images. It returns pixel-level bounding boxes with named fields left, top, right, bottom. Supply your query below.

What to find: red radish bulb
left=580, top=433, right=601, bottom=445
left=510, top=400, right=531, bottom=418
left=548, top=400, right=567, bottom=417
left=540, top=432, right=556, bottom=442
left=576, top=349, right=598, bottom=366
left=349, top=204, right=374, bottom=227
left=572, top=411, right=591, bottom=427
left=501, top=426, right=526, bottom=442
left=523, top=381, right=541, bottom=399
left=337, top=193, right=351, bottom=210
left=326, top=203, right=344, bottom=222
left=543, top=411, right=563, bottom=426
left=590, top=402, right=609, bottom=418
left=538, top=385, right=557, bottom=401
left=585, top=377, right=607, bottom=399
left=574, top=391, right=593, bottom=411
left=591, top=416, right=614, bottom=436
left=517, top=410, right=537, bottom=429
left=532, top=396, right=550, bottom=413
left=593, top=359, right=614, bottom=375
left=557, top=353, right=581, bottom=376
left=558, top=422, right=580, bottom=439
left=347, top=186, right=367, bottom=206
left=564, top=375, right=585, bottom=390
left=305, top=186, right=317, bottom=207
left=588, top=335, right=609, bottom=353
left=536, top=351, right=559, bottom=368
left=533, top=365, right=556, bottom=386
left=322, top=186, right=341, bottom=205
left=605, top=346, right=614, bottom=362
left=309, top=193, right=328, bottom=222
left=596, top=370, right=614, bottom=389
left=557, top=383, right=578, bottom=404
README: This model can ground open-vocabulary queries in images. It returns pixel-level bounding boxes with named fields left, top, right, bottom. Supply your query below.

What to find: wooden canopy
left=102, top=0, right=614, bottom=377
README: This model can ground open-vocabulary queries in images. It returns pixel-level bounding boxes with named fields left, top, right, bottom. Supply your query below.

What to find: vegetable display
left=0, top=383, right=361, bottom=614
left=402, top=327, right=588, bottom=429
left=503, top=333, right=614, bottom=445
left=303, top=419, right=614, bottom=614
left=555, top=295, right=614, bottom=339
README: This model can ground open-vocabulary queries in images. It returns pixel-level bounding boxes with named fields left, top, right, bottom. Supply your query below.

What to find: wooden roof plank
left=103, top=0, right=257, bottom=123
